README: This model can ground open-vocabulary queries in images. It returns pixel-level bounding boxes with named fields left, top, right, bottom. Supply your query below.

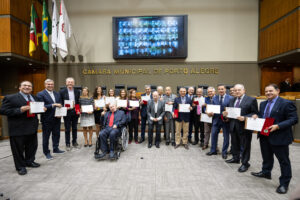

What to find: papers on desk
left=129, top=100, right=139, bottom=107
left=206, top=104, right=220, bottom=114
left=165, top=104, right=173, bottom=113
left=30, top=102, right=45, bottom=113
left=94, top=99, right=105, bottom=108
left=141, top=96, right=150, bottom=102
left=117, top=100, right=127, bottom=108
left=225, top=107, right=241, bottom=119
left=81, top=105, right=94, bottom=113
left=200, top=113, right=212, bottom=123
left=55, top=107, right=67, bottom=117
left=105, top=97, right=116, bottom=105
left=64, top=100, right=74, bottom=109
left=179, top=104, right=190, bottom=113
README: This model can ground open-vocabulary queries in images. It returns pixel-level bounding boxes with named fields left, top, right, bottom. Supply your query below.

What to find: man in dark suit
left=96, top=104, right=126, bottom=160
left=0, top=81, right=41, bottom=175
left=147, top=91, right=165, bottom=148
left=223, top=84, right=258, bottom=172
left=279, top=78, right=292, bottom=93
left=251, top=84, right=298, bottom=194
left=59, top=77, right=81, bottom=151
left=174, top=87, right=193, bottom=149
left=186, top=87, right=195, bottom=143
left=139, top=85, right=152, bottom=143
left=206, top=84, right=233, bottom=159
left=37, top=79, right=65, bottom=160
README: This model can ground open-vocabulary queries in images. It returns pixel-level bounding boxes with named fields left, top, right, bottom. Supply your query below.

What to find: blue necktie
left=264, top=100, right=273, bottom=118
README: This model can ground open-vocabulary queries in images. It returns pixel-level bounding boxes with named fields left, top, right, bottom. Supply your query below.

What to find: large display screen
left=113, top=15, right=188, bottom=59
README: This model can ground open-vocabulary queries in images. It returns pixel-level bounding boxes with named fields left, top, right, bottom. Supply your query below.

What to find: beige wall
left=50, top=0, right=258, bottom=63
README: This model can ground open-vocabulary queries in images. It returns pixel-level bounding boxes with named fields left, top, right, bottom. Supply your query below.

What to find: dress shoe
left=184, top=144, right=189, bottom=150
left=166, top=142, right=170, bottom=146
left=174, top=144, right=180, bottom=149
left=95, top=153, right=107, bottom=160
left=238, top=164, right=250, bottom=173
left=139, top=139, right=145, bottom=144
left=222, top=154, right=228, bottom=159
left=155, top=143, right=160, bottom=148
left=251, top=171, right=271, bottom=179
left=84, top=144, right=88, bottom=147
left=202, top=145, right=208, bottom=150
left=17, top=167, right=27, bottom=175
left=206, top=151, right=217, bottom=156
left=148, top=143, right=152, bottom=148
left=200, top=142, right=204, bottom=147
left=26, top=162, right=40, bottom=168
left=192, top=141, right=198, bottom=145
left=66, top=144, right=71, bottom=151
left=45, top=153, right=53, bottom=160
left=73, top=142, right=79, bottom=148
left=276, top=185, right=288, bottom=194
left=172, top=142, right=176, bottom=146
left=109, top=151, right=115, bottom=160
left=225, top=158, right=240, bottom=164
left=53, top=149, right=65, bottom=153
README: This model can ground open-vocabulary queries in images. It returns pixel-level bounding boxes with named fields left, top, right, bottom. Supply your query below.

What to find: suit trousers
left=63, top=110, right=79, bottom=145
left=175, top=121, right=189, bottom=145
left=99, top=127, right=120, bottom=153
left=42, top=119, right=61, bottom=155
left=164, top=113, right=175, bottom=143
left=148, top=122, right=161, bottom=144
left=204, top=122, right=212, bottom=146
left=210, top=121, right=230, bottom=155
left=188, top=114, right=194, bottom=139
left=194, top=115, right=204, bottom=143
left=260, top=136, right=292, bottom=187
left=231, top=126, right=252, bottom=165
left=9, top=134, right=38, bottom=170
left=140, top=116, right=147, bottom=140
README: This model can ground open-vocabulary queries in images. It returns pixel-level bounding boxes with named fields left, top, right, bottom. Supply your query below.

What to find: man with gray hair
left=139, top=85, right=152, bottom=143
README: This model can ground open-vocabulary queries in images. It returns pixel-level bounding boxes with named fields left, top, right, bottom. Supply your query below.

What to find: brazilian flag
left=42, top=0, right=52, bottom=54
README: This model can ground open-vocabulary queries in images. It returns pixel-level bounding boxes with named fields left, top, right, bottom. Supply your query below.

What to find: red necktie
left=109, top=112, right=114, bottom=127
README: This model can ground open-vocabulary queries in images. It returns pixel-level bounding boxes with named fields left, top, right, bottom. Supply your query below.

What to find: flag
left=29, top=4, right=42, bottom=56
left=57, top=0, right=72, bottom=59
left=42, top=0, right=52, bottom=54
left=51, top=0, right=58, bottom=57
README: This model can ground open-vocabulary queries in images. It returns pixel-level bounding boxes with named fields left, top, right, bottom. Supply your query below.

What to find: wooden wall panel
left=0, top=18, right=11, bottom=52
left=259, top=10, right=299, bottom=60
left=10, top=0, right=32, bottom=23
left=0, top=0, right=10, bottom=14
left=259, top=0, right=299, bottom=29
left=18, top=68, right=46, bottom=95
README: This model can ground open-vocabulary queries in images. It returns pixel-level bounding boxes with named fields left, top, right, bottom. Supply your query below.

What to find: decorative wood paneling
left=0, top=0, right=10, bottom=15
left=0, top=18, right=11, bottom=52
left=259, top=0, right=300, bottom=29
left=259, top=10, right=299, bottom=60
left=18, top=67, right=46, bottom=95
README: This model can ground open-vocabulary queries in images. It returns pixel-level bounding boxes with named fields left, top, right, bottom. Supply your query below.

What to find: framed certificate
left=206, top=104, right=221, bottom=114
left=95, top=99, right=105, bottom=108
left=117, top=100, right=127, bottom=107
left=55, top=107, right=67, bottom=117
left=179, top=104, right=190, bottom=113
left=165, top=104, right=173, bottom=112
left=30, top=102, right=45, bottom=113
left=64, top=100, right=74, bottom=109
left=200, top=113, right=212, bottom=123
left=81, top=105, right=94, bottom=113
left=225, top=107, right=241, bottom=119
left=129, top=100, right=139, bottom=107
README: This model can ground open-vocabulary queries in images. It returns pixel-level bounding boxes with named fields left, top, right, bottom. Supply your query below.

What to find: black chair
left=127, top=86, right=137, bottom=91
left=198, top=85, right=209, bottom=96
left=115, top=84, right=125, bottom=96
left=101, top=86, right=107, bottom=96
left=150, top=85, right=157, bottom=91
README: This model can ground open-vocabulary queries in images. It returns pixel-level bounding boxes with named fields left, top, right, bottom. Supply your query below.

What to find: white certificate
left=129, top=100, right=139, bottom=107
left=95, top=99, right=105, bottom=108
left=105, top=97, right=116, bottom=105
left=206, top=104, right=221, bottom=114
left=117, top=100, right=127, bottom=107
left=64, top=100, right=74, bottom=109
left=81, top=105, right=94, bottom=113
left=245, top=117, right=266, bottom=132
left=165, top=104, right=173, bottom=112
left=141, top=96, right=150, bottom=102
left=55, top=107, right=67, bottom=117
left=200, top=113, right=212, bottom=123
left=225, top=107, right=241, bottom=119
left=193, top=97, right=205, bottom=107
left=30, top=102, right=45, bottom=113
left=179, top=104, right=190, bottom=113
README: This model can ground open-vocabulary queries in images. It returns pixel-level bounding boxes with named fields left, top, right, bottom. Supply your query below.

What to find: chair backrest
left=101, top=86, right=107, bottom=96
left=150, top=85, right=157, bottom=91
left=127, top=86, right=137, bottom=91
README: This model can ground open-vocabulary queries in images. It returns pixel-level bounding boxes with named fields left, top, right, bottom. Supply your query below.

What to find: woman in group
left=79, top=87, right=95, bottom=147
left=116, top=89, right=128, bottom=113
left=127, top=89, right=140, bottom=144
left=93, top=86, right=106, bottom=138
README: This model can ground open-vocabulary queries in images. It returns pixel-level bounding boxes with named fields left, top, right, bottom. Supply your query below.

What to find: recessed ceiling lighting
left=276, top=60, right=280, bottom=63
left=28, top=63, right=32, bottom=66
left=6, top=57, right=11, bottom=61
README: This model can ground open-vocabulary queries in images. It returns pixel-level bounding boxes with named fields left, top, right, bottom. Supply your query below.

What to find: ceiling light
left=6, top=57, right=11, bottom=61
left=276, top=60, right=280, bottom=63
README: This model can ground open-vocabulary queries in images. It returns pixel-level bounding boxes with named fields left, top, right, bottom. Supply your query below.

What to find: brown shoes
left=202, top=145, right=208, bottom=150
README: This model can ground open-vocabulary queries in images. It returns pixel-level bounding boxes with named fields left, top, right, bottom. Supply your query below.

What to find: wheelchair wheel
left=94, top=137, right=101, bottom=155
left=121, top=127, right=128, bottom=151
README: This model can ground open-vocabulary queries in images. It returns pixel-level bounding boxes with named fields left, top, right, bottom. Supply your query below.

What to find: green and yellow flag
left=42, top=0, right=52, bottom=54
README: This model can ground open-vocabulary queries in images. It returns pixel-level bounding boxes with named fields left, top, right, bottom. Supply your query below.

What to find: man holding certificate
left=0, top=81, right=41, bottom=175
left=139, top=85, right=152, bottom=143
left=206, top=84, right=233, bottom=159
left=59, top=77, right=81, bottom=151
left=222, top=84, right=258, bottom=173
left=173, top=87, right=193, bottom=149
left=37, top=79, right=65, bottom=160
left=147, top=91, right=165, bottom=148
left=251, top=84, right=298, bottom=194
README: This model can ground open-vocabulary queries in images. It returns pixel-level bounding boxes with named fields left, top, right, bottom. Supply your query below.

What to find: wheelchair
left=94, top=126, right=128, bottom=160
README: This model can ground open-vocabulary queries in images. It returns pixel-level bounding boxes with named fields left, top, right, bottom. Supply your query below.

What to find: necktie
left=109, top=112, right=114, bottom=127
left=235, top=98, right=241, bottom=108
left=220, top=96, right=223, bottom=105
left=264, top=100, right=273, bottom=118
left=27, top=95, right=31, bottom=102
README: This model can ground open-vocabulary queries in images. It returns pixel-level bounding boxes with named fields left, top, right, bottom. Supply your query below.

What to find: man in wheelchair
left=95, top=104, right=126, bottom=160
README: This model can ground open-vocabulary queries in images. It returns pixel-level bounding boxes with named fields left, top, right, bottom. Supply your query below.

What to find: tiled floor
left=0, top=132, right=299, bottom=200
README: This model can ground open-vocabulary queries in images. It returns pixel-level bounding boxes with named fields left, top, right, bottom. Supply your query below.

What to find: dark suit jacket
left=0, top=93, right=39, bottom=136
left=174, top=96, right=192, bottom=122
left=140, top=93, right=152, bottom=118
left=147, top=99, right=165, bottom=124
left=258, top=97, right=298, bottom=145
left=228, top=95, right=258, bottom=134
left=279, top=81, right=292, bottom=93
left=212, top=94, right=233, bottom=126
left=59, top=87, right=80, bottom=105
left=102, top=110, right=126, bottom=129
left=37, top=90, right=62, bottom=123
